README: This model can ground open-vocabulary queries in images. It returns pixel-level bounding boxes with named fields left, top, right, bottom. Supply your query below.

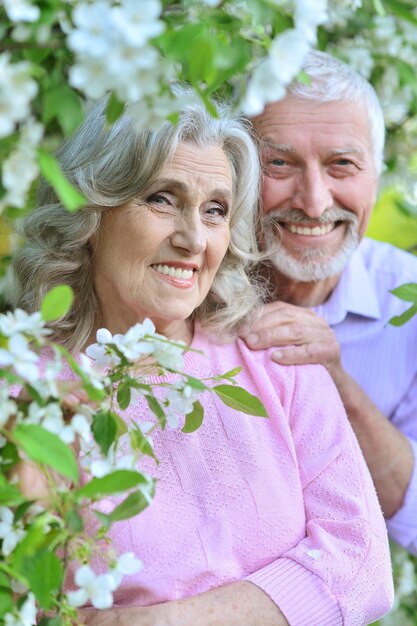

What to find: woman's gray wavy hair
left=7, top=93, right=262, bottom=352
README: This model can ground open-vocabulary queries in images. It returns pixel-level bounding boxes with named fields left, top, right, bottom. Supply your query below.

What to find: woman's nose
left=170, top=213, right=206, bottom=255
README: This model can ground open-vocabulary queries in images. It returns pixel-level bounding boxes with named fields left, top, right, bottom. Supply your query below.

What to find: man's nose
left=292, top=167, right=333, bottom=218
left=170, top=212, right=206, bottom=255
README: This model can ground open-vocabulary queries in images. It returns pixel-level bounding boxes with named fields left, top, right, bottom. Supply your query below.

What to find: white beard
left=262, top=208, right=360, bottom=282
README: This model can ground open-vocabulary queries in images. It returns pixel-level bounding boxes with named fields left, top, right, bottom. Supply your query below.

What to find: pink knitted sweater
left=80, top=325, right=394, bottom=625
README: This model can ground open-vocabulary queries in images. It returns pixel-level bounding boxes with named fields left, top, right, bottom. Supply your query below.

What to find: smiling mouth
left=152, top=264, right=195, bottom=280
left=282, top=222, right=338, bottom=236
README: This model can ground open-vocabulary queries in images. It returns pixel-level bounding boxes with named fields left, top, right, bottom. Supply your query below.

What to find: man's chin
left=269, top=246, right=358, bottom=282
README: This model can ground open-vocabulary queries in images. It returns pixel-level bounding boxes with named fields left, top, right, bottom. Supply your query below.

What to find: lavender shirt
left=313, top=237, right=417, bottom=554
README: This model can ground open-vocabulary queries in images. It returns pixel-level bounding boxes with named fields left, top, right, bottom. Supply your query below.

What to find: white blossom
left=86, top=321, right=158, bottom=368
left=241, top=58, right=286, bottom=116
left=242, top=29, right=310, bottom=116
left=77, top=353, right=108, bottom=391
left=3, top=0, right=40, bottom=23
left=128, top=91, right=197, bottom=132
left=66, top=564, right=118, bottom=609
left=165, top=382, right=201, bottom=428
left=335, top=42, right=374, bottom=79
left=0, top=334, right=40, bottom=383
left=82, top=435, right=135, bottom=478
left=269, top=29, right=311, bottom=84
left=0, top=507, right=26, bottom=556
left=198, top=0, right=222, bottom=5
left=0, top=118, right=43, bottom=211
left=30, top=350, right=64, bottom=399
left=0, top=387, right=18, bottom=428
left=25, top=400, right=92, bottom=444
left=112, top=0, right=165, bottom=47
left=112, top=321, right=156, bottom=361
left=153, top=339, right=185, bottom=371
left=294, top=0, right=328, bottom=43
left=0, top=309, right=50, bottom=341
left=4, top=593, right=37, bottom=626
left=67, top=0, right=167, bottom=103
left=110, top=551, right=143, bottom=586
left=0, top=53, right=38, bottom=139
left=86, top=340, right=120, bottom=370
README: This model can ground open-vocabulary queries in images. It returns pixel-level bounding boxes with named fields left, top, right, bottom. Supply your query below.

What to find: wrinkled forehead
left=252, top=96, right=374, bottom=160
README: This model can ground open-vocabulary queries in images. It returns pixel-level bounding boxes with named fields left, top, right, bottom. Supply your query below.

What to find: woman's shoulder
left=193, top=324, right=337, bottom=407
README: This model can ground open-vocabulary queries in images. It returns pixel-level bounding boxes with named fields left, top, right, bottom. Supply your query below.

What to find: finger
left=245, top=320, right=324, bottom=350
left=271, top=341, right=338, bottom=366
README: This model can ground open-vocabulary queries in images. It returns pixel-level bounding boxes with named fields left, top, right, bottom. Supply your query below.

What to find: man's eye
left=270, top=159, right=286, bottom=167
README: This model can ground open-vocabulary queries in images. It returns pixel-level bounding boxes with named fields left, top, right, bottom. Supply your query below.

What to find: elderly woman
left=8, top=97, right=393, bottom=626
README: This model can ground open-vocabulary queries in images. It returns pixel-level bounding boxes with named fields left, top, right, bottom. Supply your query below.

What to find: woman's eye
left=270, top=158, right=286, bottom=167
left=206, top=204, right=228, bottom=218
left=147, top=193, right=171, bottom=205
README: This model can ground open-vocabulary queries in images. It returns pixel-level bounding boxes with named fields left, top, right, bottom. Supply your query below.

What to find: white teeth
left=286, top=223, right=334, bottom=236
left=154, top=264, right=194, bottom=280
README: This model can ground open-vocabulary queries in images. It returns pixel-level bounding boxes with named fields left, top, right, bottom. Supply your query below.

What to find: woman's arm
left=79, top=581, right=289, bottom=626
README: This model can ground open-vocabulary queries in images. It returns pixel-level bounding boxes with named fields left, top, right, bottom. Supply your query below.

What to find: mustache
left=263, top=207, right=359, bottom=228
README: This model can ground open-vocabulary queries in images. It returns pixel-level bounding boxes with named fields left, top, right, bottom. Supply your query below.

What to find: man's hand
left=242, top=301, right=342, bottom=379
left=242, top=301, right=414, bottom=519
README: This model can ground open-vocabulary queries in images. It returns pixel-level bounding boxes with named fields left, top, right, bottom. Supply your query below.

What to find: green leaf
left=372, top=0, right=386, bottom=15
left=41, top=285, right=74, bottom=322
left=11, top=523, right=51, bottom=572
left=66, top=510, right=83, bottom=532
left=57, top=347, right=106, bottom=403
left=213, top=385, right=268, bottom=417
left=75, top=470, right=148, bottom=500
left=43, top=85, right=83, bottom=135
left=182, top=400, right=204, bottom=433
left=13, top=424, right=79, bottom=483
left=0, top=588, right=13, bottom=618
left=0, top=572, right=10, bottom=589
left=195, top=87, right=218, bottom=118
left=24, top=550, right=63, bottom=609
left=117, top=384, right=131, bottom=410
left=106, top=92, right=125, bottom=124
left=145, top=395, right=166, bottom=429
left=38, top=616, right=63, bottom=626
left=113, top=411, right=128, bottom=437
left=389, top=303, right=417, bottom=327
left=92, top=411, right=117, bottom=456
left=108, top=489, right=152, bottom=522
left=390, top=283, right=417, bottom=303
left=38, top=149, right=86, bottom=212
left=94, top=510, right=111, bottom=530
left=382, top=0, right=417, bottom=25
left=56, top=87, right=84, bottom=135
left=14, top=501, right=35, bottom=524
left=184, top=376, right=207, bottom=391
left=130, top=424, right=157, bottom=461
left=222, top=367, right=242, bottom=379
left=0, top=474, right=25, bottom=507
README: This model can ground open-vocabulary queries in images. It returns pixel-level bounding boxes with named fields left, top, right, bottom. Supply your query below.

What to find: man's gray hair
left=288, top=50, right=385, bottom=175
left=8, top=94, right=262, bottom=351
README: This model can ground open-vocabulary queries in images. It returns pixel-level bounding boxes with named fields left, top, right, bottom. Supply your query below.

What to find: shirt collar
left=313, top=241, right=381, bottom=325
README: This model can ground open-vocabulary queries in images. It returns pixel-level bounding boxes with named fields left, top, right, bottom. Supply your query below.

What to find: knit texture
left=70, top=325, right=393, bottom=625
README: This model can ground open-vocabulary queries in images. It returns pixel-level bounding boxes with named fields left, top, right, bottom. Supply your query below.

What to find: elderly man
left=243, top=50, right=417, bottom=555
